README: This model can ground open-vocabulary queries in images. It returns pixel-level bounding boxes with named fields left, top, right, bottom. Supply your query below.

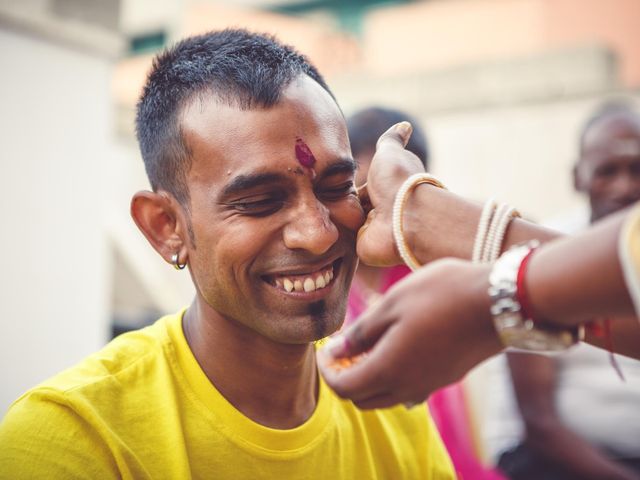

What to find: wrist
left=457, top=262, right=504, bottom=357
left=489, top=242, right=582, bottom=351
left=464, top=265, right=504, bottom=355
left=403, top=186, right=480, bottom=263
left=392, top=174, right=446, bottom=270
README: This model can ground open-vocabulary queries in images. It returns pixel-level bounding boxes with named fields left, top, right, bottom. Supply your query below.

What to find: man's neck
left=182, top=300, right=319, bottom=429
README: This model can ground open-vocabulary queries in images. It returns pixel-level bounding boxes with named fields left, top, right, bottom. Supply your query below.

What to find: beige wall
left=0, top=28, right=112, bottom=414
left=364, top=0, right=640, bottom=87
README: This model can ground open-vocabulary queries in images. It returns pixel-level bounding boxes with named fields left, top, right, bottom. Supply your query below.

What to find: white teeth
left=303, top=278, right=316, bottom=292
left=275, top=266, right=336, bottom=293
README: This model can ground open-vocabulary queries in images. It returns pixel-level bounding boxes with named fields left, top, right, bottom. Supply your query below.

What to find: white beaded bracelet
left=472, top=197, right=497, bottom=263
left=483, top=203, right=510, bottom=263
left=392, top=173, right=447, bottom=271
left=472, top=199, right=520, bottom=264
left=487, top=205, right=520, bottom=262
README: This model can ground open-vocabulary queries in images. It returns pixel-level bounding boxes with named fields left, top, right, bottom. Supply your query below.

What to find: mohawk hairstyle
left=135, top=28, right=333, bottom=207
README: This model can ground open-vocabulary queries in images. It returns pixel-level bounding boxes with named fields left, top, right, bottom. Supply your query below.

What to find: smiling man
left=0, top=30, right=454, bottom=478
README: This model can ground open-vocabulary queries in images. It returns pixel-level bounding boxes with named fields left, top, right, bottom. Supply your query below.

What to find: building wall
left=364, top=0, right=640, bottom=88
left=0, top=28, right=112, bottom=414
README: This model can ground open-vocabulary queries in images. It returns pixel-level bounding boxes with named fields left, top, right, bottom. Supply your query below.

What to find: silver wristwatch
left=489, top=241, right=582, bottom=351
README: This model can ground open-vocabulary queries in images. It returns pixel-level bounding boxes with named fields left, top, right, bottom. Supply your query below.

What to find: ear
left=130, top=190, right=190, bottom=268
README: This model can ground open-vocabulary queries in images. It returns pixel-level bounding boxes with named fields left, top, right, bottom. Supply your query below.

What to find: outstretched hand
left=356, top=121, right=425, bottom=267
left=318, top=259, right=503, bottom=409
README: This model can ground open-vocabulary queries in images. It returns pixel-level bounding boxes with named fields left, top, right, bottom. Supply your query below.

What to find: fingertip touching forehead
left=135, top=28, right=335, bottom=207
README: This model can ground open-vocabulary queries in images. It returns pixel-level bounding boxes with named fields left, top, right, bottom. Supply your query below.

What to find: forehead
left=180, top=75, right=349, bottom=183
left=582, top=114, right=640, bottom=159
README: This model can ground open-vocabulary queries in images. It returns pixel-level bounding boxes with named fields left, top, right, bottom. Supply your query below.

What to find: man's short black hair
left=347, top=106, right=429, bottom=169
left=136, top=28, right=333, bottom=207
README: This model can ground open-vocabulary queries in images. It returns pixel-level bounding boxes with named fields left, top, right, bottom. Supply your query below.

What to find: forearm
left=405, top=187, right=638, bottom=327
left=403, top=185, right=560, bottom=263
left=524, top=417, right=638, bottom=480
left=508, top=353, right=637, bottom=480
left=527, top=209, right=635, bottom=326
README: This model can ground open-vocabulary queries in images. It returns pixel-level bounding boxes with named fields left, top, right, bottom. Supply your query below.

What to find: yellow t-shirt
left=0, top=311, right=455, bottom=479
left=620, top=203, right=640, bottom=318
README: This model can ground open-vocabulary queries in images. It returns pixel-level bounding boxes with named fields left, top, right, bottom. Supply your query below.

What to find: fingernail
left=396, top=121, right=412, bottom=138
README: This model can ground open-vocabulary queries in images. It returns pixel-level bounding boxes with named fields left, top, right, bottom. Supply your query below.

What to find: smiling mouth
left=263, top=259, right=342, bottom=293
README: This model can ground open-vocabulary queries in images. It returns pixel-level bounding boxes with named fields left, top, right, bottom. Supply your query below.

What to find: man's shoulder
left=0, top=312, right=188, bottom=478
left=54, top=314, right=177, bottom=392
left=6, top=312, right=181, bottom=417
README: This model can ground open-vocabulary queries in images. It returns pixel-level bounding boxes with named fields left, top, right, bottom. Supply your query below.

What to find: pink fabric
left=428, top=385, right=505, bottom=480
left=346, top=266, right=505, bottom=480
left=345, top=265, right=411, bottom=326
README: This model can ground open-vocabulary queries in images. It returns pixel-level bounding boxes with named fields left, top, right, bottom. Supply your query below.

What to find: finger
left=319, top=303, right=405, bottom=401
left=356, top=209, right=373, bottom=244
left=318, top=347, right=391, bottom=403
left=324, top=299, right=397, bottom=359
left=375, top=121, right=413, bottom=152
left=356, top=183, right=372, bottom=214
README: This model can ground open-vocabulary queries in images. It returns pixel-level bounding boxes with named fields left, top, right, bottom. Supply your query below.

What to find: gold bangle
left=392, top=173, right=447, bottom=271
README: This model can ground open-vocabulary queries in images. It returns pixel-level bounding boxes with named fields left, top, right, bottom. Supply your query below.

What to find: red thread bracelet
left=515, top=247, right=538, bottom=322
left=516, top=246, right=624, bottom=380
left=585, top=318, right=625, bottom=381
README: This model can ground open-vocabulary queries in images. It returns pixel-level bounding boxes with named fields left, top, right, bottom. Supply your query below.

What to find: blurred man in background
left=499, top=102, right=640, bottom=480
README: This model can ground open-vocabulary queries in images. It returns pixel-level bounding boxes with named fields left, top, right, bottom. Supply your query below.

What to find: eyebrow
left=221, top=172, right=288, bottom=198
left=318, top=158, right=357, bottom=180
left=220, top=157, right=357, bottom=199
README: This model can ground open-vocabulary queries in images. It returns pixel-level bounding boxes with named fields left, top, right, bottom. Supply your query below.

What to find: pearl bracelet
left=392, top=173, right=447, bottom=271
left=472, top=198, right=520, bottom=264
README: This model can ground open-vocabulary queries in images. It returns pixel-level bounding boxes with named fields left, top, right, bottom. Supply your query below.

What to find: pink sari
left=346, top=266, right=505, bottom=480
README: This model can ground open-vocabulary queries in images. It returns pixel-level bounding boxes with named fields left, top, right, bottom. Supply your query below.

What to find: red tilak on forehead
left=295, top=138, right=316, bottom=168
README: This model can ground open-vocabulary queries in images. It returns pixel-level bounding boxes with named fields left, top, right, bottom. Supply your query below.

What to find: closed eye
left=226, top=194, right=286, bottom=217
left=317, top=181, right=356, bottom=201
left=595, top=164, right=618, bottom=178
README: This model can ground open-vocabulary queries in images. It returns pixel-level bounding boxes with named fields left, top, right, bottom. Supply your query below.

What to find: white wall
left=426, top=98, right=595, bottom=222
left=333, top=47, right=640, bottom=223
left=0, top=28, right=112, bottom=414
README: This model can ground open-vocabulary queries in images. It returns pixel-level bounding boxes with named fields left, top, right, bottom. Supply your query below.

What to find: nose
left=283, top=198, right=339, bottom=255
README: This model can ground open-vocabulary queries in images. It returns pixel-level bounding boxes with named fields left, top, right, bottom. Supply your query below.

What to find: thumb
left=376, top=121, right=413, bottom=152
